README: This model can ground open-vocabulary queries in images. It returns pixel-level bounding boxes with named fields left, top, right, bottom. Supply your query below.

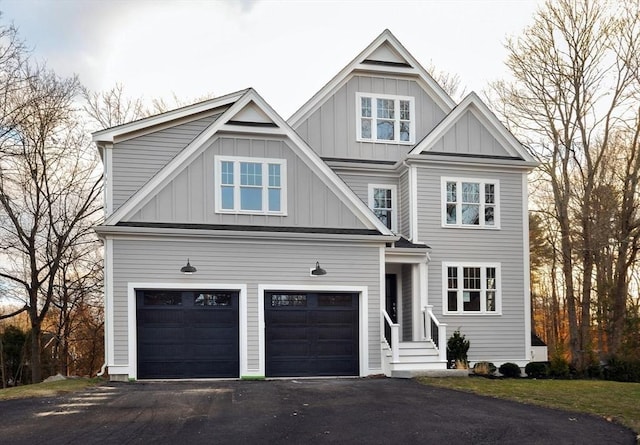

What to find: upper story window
left=356, top=93, right=415, bottom=144
left=368, top=184, right=397, bottom=232
left=444, top=263, right=501, bottom=315
left=215, top=156, right=287, bottom=215
left=442, top=177, right=499, bottom=228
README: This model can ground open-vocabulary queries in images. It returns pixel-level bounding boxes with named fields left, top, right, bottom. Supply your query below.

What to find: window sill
left=216, top=210, right=288, bottom=217
left=356, top=138, right=414, bottom=145
left=441, top=224, right=501, bottom=230
left=443, top=312, right=502, bottom=316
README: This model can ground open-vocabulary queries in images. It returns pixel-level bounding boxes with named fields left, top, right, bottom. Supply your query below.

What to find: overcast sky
left=1, top=0, right=543, bottom=119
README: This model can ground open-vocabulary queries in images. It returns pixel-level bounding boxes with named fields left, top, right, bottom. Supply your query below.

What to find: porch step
left=382, top=340, right=447, bottom=376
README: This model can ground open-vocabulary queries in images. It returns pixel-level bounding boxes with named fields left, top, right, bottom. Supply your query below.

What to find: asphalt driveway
left=0, top=378, right=635, bottom=444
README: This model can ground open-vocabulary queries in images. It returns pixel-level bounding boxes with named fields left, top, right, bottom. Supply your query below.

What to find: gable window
left=442, top=177, right=499, bottom=228
left=357, top=93, right=414, bottom=144
left=368, top=184, right=397, bottom=231
left=215, top=156, right=286, bottom=215
left=444, top=263, right=500, bottom=314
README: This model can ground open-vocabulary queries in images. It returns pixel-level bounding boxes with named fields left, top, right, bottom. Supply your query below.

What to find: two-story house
left=94, top=30, right=537, bottom=381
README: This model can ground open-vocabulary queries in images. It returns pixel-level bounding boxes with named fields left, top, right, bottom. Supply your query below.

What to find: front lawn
left=0, top=378, right=103, bottom=401
left=418, top=377, right=640, bottom=435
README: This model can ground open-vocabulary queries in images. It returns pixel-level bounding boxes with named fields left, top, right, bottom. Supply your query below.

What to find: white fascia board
left=385, top=248, right=429, bottom=264
left=409, top=92, right=538, bottom=164
left=92, top=89, right=248, bottom=143
left=94, top=224, right=398, bottom=244
left=405, top=154, right=539, bottom=171
left=288, top=29, right=455, bottom=127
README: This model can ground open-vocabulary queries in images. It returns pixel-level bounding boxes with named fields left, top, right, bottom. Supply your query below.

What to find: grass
left=418, top=377, right=640, bottom=436
left=0, top=378, right=103, bottom=401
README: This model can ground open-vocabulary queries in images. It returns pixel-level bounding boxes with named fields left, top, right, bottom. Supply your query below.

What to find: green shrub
left=604, top=357, right=640, bottom=383
left=498, top=362, right=521, bottom=378
left=473, top=361, right=497, bottom=376
left=549, top=356, right=571, bottom=379
left=525, top=361, right=550, bottom=378
left=447, top=330, right=470, bottom=369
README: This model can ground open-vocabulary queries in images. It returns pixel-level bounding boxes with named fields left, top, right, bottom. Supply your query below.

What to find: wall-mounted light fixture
left=180, top=258, right=197, bottom=274
left=310, top=261, right=326, bottom=276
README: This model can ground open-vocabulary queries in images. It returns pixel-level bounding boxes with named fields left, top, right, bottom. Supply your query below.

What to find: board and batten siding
left=293, top=75, right=446, bottom=162
left=399, top=171, right=410, bottom=237
left=401, top=264, right=412, bottom=341
left=429, top=110, right=513, bottom=157
left=417, top=166, right=528, bottom=361
left=111, top=113, right=223, bottom=212
left=127, top=136, right=367, bottom=229
left=110, top=237, right=383, bottom=373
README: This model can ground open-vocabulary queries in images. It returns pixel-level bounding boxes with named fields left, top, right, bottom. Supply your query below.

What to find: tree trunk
left=30, top=323, right=42, bottom=383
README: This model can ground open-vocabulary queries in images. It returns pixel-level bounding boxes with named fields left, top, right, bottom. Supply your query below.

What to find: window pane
left=400, top=122, right=410, bottom=141
left=462, top=182, right=480, bottom=203
left=448, top=291, right=458, bottom=311
left=268, top=188, right=281, bottom=212
left=144, top=291, right=182, bottom=306
left=240, top=162, right=262, bottom=186
left=464, top=267, right=481, bottom=289
left=377, top=99, right=395, bottom=119
left=446, top=182, right=457, bottom=202
left=446, top=203, right=457, bottom=224
left=221, top=186, right=234, bottom=209
left=195, top=293, right=232, bottom=306
left=447, top=267, right=458, bottom=288
left=318, top=294, right=353, bottom=307
left=240, top=187, right=262, bottom=210
left=486, top=291, right=496, bottom=311
left=486, top=268, right=496, bottom=289
left=377, top=120, right=394, bottom=140
left=463, top=291, right=481, bottom=311
left=462, top=204, right=480, bottom=225
left=361, top=97, right=371, bottom=117
left=361, top=119, right=372, bottom=139
left=221, top=161, right=234, bottom=185
left=485, top=183, right=495, bottom=204
left=400, top=100, right=410, bottom=120
left=271, top=294, right=307, bottom=307
left=374, top=209, right=391, bottom=229
left=485, top=206, right=495, bottom=225
left=268, top=164, right=280, bottom=187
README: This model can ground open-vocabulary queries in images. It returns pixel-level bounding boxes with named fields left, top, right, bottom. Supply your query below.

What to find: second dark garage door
left=265, top=291, right=359, bottom=377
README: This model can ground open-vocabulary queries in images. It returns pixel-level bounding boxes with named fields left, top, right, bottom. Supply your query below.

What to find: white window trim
left=368, top=183, right=398, bottom=233
left=215, top=155, right=287, bottom=216
left=441, top=176, right=500, bottom=229
left=356, top=92, right=415, bottom=145
left=442, top=262, right=502, bottom=315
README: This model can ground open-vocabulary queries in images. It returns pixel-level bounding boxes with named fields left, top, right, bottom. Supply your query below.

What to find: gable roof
left=98, top=88, right=395, bottom=236
left=288, top=29, right=456, bottom=128
left=408, top=92, right=537, bottom=164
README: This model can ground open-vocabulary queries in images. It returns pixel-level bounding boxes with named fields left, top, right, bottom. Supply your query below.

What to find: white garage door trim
left=126, top=282, right=247, bottom=380
left=257, top=284, right=369, bottom=378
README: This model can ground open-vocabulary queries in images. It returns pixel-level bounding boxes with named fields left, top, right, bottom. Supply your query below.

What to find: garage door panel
left=137, top=289, right=239, bottom=379
left=265, top=292, right=359, bottom=377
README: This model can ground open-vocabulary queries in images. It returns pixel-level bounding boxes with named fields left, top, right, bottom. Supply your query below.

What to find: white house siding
left=127, top=136, right=367, bottom=230
left=110, top=236, right=383, bottom=375
left=417, top=165, right=528, bottom=362
left=293, top=75, right=446, bottom=162
left=429, top=110, right=513, bottom=157
left=111, top=113, right=223, bottom=212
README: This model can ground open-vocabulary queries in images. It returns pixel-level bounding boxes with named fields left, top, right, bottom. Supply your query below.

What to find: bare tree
left=0, top=61, right=103, bottom=382
left=492, top=0, right=640, bottom=368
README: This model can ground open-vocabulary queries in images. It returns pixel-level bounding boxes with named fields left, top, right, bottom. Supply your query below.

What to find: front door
left=385, top=274, right=398, bottom=323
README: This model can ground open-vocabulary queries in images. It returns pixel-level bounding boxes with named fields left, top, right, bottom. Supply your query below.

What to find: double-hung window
left=357, top=93, right=414, bottom=144
left=444, top=263, right=500, bottom=314
left=442, top=177, right=499, bottom=228
left=368, top=184, right=397, bottom=231
left=215, top=156, right=286, bottom=215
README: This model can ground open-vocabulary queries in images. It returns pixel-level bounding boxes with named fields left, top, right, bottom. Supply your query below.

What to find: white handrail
left=382, top=310, right=400, bottom=363
left=425, top=305, right=448, bottom=362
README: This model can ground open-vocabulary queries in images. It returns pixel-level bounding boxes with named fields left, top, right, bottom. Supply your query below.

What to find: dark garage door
left=137, top=289, right=239, bottom=379
left=265, top=291, right=359, bottom=377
